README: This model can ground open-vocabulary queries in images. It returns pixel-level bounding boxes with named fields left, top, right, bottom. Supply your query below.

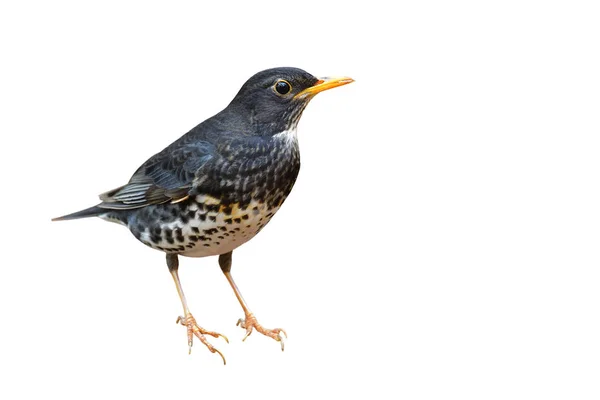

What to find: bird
left=53, top=67, right=353, bottom=364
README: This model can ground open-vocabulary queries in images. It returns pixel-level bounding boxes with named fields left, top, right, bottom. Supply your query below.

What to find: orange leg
left=167, top=254, right=228, bottom=363
left=219, top=252, right=287, bottom=351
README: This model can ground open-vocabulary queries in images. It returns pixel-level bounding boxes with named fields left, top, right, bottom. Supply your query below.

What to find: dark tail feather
left=52, top=205, right=107, bottom=221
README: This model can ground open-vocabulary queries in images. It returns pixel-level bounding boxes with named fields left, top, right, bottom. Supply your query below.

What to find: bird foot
left=176, top=313, right=229, bottom=364
left=236, top=313, right=287, bottom=351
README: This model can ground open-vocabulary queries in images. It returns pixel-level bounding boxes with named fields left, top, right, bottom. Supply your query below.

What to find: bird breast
left=127, top=129, right=301, bottom=257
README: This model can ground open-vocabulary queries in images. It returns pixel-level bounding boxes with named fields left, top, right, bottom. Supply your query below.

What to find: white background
left=1, top=1, right=599, bottom=399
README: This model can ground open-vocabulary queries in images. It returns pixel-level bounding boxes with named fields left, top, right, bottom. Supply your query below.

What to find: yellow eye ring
left=274, top=79, right=292, bottom=95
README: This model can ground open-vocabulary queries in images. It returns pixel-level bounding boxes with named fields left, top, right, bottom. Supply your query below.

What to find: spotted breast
left=105, top=129, right=300, bottom=257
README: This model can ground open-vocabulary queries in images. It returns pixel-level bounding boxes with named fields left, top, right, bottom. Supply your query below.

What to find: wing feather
left=97, top=140, right=217, bottom=210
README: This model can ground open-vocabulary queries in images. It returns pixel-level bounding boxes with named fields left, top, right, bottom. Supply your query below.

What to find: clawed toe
left=176, top=313, right=228, bottom=364
left=236, top=313, right=287, bottom=351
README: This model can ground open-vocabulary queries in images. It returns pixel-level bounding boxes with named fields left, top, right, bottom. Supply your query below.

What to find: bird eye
left=274, top=80, right=292, bottom=95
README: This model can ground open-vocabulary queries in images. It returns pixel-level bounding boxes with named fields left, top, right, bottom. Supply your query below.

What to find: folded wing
left=98, top=141, right=217, bottom=210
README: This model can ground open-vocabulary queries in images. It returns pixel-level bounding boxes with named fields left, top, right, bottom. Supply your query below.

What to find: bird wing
left=97, top=141, right=217, bottom=210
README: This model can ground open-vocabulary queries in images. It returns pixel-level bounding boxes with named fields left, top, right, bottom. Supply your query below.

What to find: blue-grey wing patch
left=97, top=141, right=216, bottom=210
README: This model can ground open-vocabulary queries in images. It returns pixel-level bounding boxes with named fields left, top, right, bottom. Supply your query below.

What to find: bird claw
left=236, top=313, right=287, bottom=351
left=176, top=313, right=228, bottom=364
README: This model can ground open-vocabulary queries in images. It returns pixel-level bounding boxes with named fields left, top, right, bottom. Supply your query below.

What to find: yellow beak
left=295, top=76, right=354, bottom=99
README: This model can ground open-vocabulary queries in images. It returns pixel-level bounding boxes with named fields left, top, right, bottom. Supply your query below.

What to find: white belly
left=137, top=197, right=279, bottom=257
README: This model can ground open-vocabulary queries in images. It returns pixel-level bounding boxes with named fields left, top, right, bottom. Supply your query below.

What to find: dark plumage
left=53, top=67, right=353, bottom=364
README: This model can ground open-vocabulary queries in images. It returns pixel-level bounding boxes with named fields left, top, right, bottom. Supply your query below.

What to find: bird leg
left=219, top=252, right=287, bottom=351
left=167, top=254, right=228, bottom=364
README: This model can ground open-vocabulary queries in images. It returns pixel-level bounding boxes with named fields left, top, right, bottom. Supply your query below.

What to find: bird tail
left=52, top=205, right=107, bottom=221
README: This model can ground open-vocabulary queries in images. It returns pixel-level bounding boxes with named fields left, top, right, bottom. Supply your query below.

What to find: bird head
left=225, top=67, right=353, bottom=136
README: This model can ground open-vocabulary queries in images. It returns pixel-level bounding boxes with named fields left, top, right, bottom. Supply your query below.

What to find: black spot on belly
left=219, top=226, right=227, bottom=232
left=199, top=214, right=207, bottom=222
left=166, top=237, right=175, bottom=244
left=174, top=228, right=184, bottom=242
left=151, top=235, right=161, bottom=244
left=242, top=215, right=249, bottom=220
left=222, top=206, right=232, bottom=215
left=234, top=218, right=242, bottom=223
left=203, top=244, right=210, bottom=247
left=192, top=227, right=200, bottom=233
left=189, top=236, right=199, bottom=242
left=224, top=218, right=232, bottom=224
left=209, top=216, right=216, bottom=222
left=206, top=204, right=219, bottom=213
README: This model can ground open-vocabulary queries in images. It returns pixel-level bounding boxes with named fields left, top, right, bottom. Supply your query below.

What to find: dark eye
left=274, top=80, right=292, bottom=95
